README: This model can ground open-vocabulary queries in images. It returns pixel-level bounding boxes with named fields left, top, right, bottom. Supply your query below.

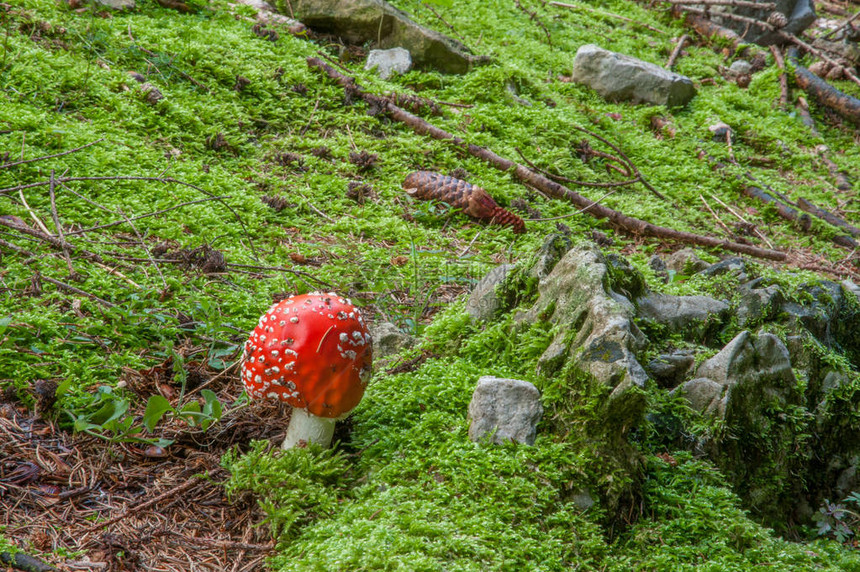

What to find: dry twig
left=769, top=45, right=789, bottom=110
left=666, top=34, right=689, bottom=69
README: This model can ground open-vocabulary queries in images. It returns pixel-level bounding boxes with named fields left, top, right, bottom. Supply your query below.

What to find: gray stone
left=468, top=376, right=543, bottom=445
left=647, top=350, right=695, bottom=388
left=779, top=280, right=843, bottom=343
left=282, top=0, right=486, bottom=74
left=365, top=47, right=412, bottom=80
left=528, top=234, right=573, bottom=282
left=649, top=255, right=669, bottom=283
left=94, top=0, right=135, bottom=8
left=736, top=285, right=783, bottom=326
left=679, top=377, right=726, bottom=416
left=369, top=321, right=414, bottom=358
left=699, top=257, right=747, bottom=280
left=465, top=264, right=516, bottom=322
left=571, top=44, right=696, bottom=107
left=729, top=60, right=753, bottom=75
left=519, top=245, right=647, bottom=425
left=571, top=490, right=595, bottom=510
left=689, top=331, right=799, bottom=425
left=842, top=279, right=860, bottom=302
left=637, top=293, right=729, bottom=336
left=665, top=248, right=710, bottom=275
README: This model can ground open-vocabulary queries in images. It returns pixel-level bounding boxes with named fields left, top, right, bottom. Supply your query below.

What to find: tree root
left=307, top=57, right=787, bottom=261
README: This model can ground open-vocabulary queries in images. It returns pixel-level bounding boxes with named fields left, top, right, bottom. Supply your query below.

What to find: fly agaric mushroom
left=241, top=292, right=372, bottom=449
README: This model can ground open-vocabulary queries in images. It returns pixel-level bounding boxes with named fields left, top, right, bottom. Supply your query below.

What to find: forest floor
left=1, top=0, right=859, bottom=570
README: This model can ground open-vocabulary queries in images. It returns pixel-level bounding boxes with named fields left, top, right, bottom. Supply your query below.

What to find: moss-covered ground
left=1, top=0, right=859, bottom=568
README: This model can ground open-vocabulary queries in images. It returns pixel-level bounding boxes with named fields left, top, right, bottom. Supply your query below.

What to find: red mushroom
left=241, top=292, right=373, bottom=449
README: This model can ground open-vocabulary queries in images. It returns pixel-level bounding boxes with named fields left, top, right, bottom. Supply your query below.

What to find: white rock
left=365, top=48, right=412, bottom=80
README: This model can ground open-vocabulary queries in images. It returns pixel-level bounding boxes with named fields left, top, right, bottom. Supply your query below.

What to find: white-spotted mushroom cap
left=240, top=292, right=373, bottom=418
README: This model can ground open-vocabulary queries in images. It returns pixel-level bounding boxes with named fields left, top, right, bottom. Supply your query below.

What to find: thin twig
left=769, top=45, right=789, bottom=110
left=709, top=193, right=774, bottom=248
left=573, top=127, right=669, bottom=201
left=700, top=194, right=734, bottom=236
left=514, top=147, right=641, bottom=188
left=90, top=261, right=142, bottom=290
left=87, top=474, right=204, bottom=532
left=821, top=9, right=860, bottom=40
left=294, top=189, right=335, bottom=223
left=515, top=0, right=553, bottom=48
left=65, top=196, right=229, bottom=236
left=18, top=189, right=52, bottom=237
left=0, top=139, right=104, bottom=170
left=680, top=6, right=775, bottom=32
left=666, top=34, right=689, bottom=69
left=422, top=3, right=467, bottom=43
left=39, top=274, right=116, bottom=308
left=0, top=212, right=105, bottom=263
left=0, top=175, right=258, bottom=261
left=48, top=170, right=76, bottom=278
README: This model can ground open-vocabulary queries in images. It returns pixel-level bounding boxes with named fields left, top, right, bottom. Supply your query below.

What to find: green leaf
left=201, top=389, right=223, bottom=420
left=89, top=397, right=129, bottom=426
left=143, top=395, right=174, bottom=432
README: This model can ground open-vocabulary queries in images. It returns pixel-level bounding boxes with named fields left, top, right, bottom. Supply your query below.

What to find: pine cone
left=402, top=171, right=526, bottom=233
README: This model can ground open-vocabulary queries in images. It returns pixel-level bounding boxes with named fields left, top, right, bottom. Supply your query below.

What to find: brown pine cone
left=402, top=171, right=526, bottom=233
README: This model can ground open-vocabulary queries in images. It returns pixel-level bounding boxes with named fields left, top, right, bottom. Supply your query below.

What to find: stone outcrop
left=519, top=244, right=648, bottom=424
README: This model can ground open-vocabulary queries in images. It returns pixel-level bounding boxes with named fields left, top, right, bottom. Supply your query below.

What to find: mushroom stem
left=282, top=407, right=336, bottom=449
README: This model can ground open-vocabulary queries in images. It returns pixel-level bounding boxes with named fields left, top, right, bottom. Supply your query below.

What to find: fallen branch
left=784, top=35, right=860, bottom=89
left=820, top=9, right=860, bottom=40
left=0, top=216, right=105, bottom=264
left=796, top=197, right=860, bottom=237
left=666, top=34, right=689, bottom=69
left=678, top=8, right=742, bottom=46
left=786, top=47, right=860, bottom=125
left=0, top=139, right=104, bottom=170
left=1, top=175, right=258, bottom=261
left=39, top=273, right=117, bottom=308
left=158, top=530, right=274, bottom=552
left=308, top=57, right=787, bottom=261
left=742, top=186, right=857, bottom=248
left=769, top=45, right=789, bottom=110
left=815, top=146, right=853, bottom=192
left=515, top=0, right=553, bottom=48
left=698, top=149, right=857, bottom=248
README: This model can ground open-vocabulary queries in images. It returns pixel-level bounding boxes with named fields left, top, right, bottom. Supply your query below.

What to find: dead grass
left=0, top=367, right=292, bottom=571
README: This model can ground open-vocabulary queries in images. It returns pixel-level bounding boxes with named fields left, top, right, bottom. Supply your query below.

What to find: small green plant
left=61, top=385, right=172, bottom=446
left=142, top=388, right=223, bottom=433
left=814, top=494, right=860, bottom=543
